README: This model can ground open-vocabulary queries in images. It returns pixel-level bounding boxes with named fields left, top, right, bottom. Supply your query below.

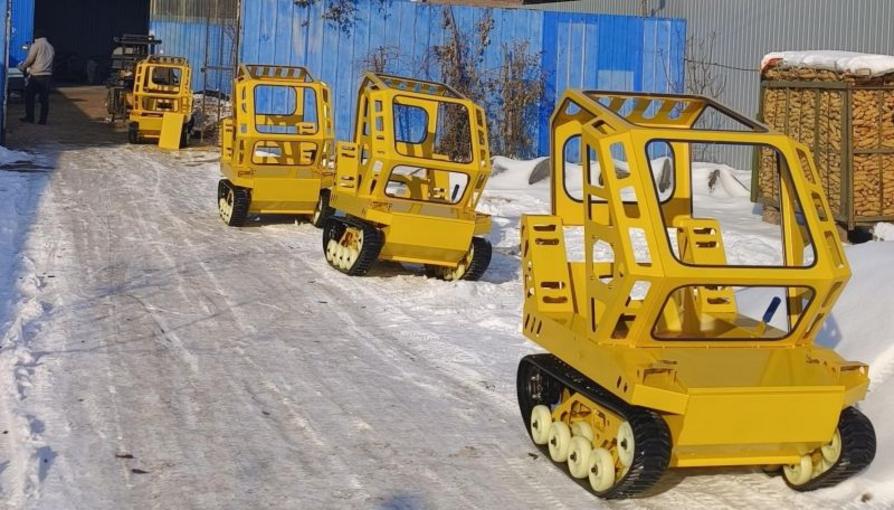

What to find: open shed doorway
left=34, top=0, right=150, bottom=85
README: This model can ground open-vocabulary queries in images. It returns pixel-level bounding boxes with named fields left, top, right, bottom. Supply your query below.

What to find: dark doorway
left=34, top=0, right=150, bottom=84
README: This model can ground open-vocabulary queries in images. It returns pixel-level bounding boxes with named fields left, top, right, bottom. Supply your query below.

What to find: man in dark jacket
left=18, top=29, right=55, bottom=125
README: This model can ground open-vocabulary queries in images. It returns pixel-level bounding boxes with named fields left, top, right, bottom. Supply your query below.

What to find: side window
left=563, top=135, right=583, bottom=201
left=434, top=102, right=473, bottom=163
left=361, top=99, right=370, bottom=136
left=393, top=103, right=428, bottom=144
left=564, top=136, right=605, bottom=203
left=301, top=88, right=318, bottom=126
left=646, top=141, right=675, bottom=202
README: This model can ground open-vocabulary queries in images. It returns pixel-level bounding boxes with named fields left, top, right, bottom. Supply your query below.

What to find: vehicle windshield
left=392, top=96, right=473, bottom=164
left=252, top=84, right=319, bottom=135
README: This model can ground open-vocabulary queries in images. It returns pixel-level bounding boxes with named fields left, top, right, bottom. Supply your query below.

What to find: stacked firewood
left=759, top=66, right=894, bottom=219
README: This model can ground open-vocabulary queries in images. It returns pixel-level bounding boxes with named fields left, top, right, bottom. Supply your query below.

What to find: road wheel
left=426, top=237, right=492, bottom=281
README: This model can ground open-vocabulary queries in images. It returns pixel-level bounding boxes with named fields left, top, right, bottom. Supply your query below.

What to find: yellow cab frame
left=324, top=72, right=493, bottom=280
left=518, top=90, right=874, bottom=496
left=128, top=55, right=193, bottom=146
left=218, top=64, right=335, bottom=227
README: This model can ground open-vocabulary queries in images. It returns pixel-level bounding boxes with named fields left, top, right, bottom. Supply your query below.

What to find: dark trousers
left=24, top=75, right=51, bottom=124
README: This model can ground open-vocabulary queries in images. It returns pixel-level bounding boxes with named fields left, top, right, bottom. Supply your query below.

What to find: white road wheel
left=821, top=430, right=842, bottom=464
left=441, top=244, right=474, bottom=281
left=567, top=436, right=592, bottom=479
left=571, top=421, right=594, bottom=442
left=326, top=239, right=339, bottom=262
left=783, top=455, right=814, bottom=486
left=346, top=230, right=363, bottom=266
left=616, top=421, right=635, bottom=468
left=548, top=421, right=572, bottom=462
left=219, top=192, right=233, bottom=223
left=335, top=243, right=347, bottom=269
left=814, top=457, right=833, bottom=477
left=588, top=447, right=616, bottom=492
left=529, top=405, right=552, bottom=445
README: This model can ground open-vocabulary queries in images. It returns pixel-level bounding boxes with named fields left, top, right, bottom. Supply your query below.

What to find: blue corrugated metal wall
left=539, top=12, right=685, bottom=153
left=151, top=17, right=235, bottom=95
left=0, top=0, right=9, bottom=141
left=9, top=0, right=32, bottom=66
left=152, top=0, right=686, bottom=156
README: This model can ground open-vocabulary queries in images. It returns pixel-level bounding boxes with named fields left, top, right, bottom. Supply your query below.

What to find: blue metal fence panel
left=154, top=0, right=686, bottom=156
left=9, top=0, right=32, bottom=66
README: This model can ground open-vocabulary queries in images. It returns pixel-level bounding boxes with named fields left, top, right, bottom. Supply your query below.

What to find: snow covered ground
left=0, top=143, right=891, bottom=509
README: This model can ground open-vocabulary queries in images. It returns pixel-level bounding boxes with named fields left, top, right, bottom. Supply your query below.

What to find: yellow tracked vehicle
left=517, top=90, right=876, bottom=499
left=128, top=56, right=193, bottom=148
left=218, top=65, right=335, bottom=227
left=323, top=73, right=492, bottom=279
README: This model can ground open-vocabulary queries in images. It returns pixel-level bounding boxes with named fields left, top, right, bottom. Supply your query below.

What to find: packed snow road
left=0, top=98, right=888, bottom=509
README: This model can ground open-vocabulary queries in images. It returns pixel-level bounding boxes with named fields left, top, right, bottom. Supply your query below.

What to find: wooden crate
left=754, top=66, right=894, bottom=229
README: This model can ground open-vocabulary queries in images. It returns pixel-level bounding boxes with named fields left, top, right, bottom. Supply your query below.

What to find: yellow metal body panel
left=219, top=65, right=335, bottom=215
left=129, top=56, right=193, bottom=141
left=521, top=90, right=869, bottom=468
left=329, top=73, right=492, bottom=268
left=159, top=112, right=186, bottom=150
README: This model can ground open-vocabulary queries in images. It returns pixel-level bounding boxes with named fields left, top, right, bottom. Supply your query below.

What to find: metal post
left=201, top=0, right=212, bottom=144
left=216, top=3, right=225, bottom=136
left=1, top=0, right=10, bottom=144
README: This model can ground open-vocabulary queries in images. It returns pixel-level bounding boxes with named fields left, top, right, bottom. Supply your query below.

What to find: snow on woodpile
left=762, top=50, right=894, bottom=77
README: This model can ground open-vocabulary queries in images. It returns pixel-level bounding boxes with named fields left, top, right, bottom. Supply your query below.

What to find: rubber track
left=323, top=216, right=384, bottom=276
left=462, top=237, right=493, bottom=281
left=785, top=406, right=876, bottom=491
left=517, top=353, right=671, bottom=499
left=322, top=217, right=346, bottom=257
left=311, top=190, right=335, bottom=229
left=218, top=180, right=250, bottom=227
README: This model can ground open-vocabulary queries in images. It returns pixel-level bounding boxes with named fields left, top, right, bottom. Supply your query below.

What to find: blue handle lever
left=762, top=296, right=783, bottom=324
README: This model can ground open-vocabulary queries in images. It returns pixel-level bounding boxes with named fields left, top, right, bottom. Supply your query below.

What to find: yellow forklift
left=218, top=65, right=335, bottom=227
left=127, top=55, right=193, bottom=148
left=517, top=90, right=875, bottom=498
left=106, top=34, right=161, bottom=123
left=323, top=73, right=492, bottom=279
